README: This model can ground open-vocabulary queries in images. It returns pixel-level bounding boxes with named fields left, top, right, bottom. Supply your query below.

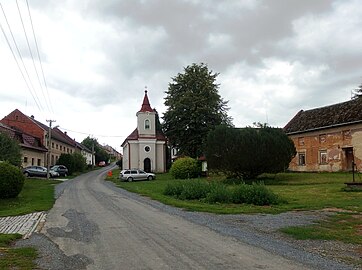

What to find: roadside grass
left=106, top=170, right=362, bottom=246
left=0, top=178, right=60, bottom=217
left=0, top=233, right=37, bottom=270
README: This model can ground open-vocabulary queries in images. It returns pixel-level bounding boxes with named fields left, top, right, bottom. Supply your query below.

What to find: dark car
left=50, top=165, right=68, bottom=176
left=23, top=166, right=59, bottom=178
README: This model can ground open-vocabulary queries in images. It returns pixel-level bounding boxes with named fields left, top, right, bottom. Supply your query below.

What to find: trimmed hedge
left=0, top=162, right=25, bottom=198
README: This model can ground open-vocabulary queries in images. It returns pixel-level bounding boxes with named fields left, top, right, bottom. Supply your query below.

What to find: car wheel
left=128, top=177, right=133, bottom=182
left=24, top=172, right=29, bottom=177
left=147, top=175, right=153, bottom=181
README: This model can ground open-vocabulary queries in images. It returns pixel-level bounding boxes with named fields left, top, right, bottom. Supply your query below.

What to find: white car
left=119, top=169, right=155, bottom=182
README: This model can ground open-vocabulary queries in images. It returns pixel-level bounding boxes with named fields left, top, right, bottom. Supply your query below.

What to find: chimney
left=64, top=131, right=67, bottom=135
left=31, top=115, right=34, bottom=119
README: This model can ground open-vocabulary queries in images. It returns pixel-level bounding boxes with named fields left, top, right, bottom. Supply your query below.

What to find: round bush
left=0, top=162, right=25, bottom=198
left=170, top=157, right=199, bottom=179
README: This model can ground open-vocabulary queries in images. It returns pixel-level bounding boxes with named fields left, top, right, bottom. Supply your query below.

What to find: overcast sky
left=1, top=0, right=362, bottom=153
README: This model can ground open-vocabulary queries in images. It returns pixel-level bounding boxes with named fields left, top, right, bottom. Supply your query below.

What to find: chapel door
left=144, top=158, right=151, bottom=173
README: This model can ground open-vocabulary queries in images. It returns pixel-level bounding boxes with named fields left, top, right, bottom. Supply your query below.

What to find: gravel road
left=17, top=166, right=358, bottom=270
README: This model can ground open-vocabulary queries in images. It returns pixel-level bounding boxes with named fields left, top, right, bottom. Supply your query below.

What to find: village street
left=19, top=167, right=353, bottom=270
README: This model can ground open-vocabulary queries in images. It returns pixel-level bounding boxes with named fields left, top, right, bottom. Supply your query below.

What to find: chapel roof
left=138, top=90, right=153, bottom=113
left=283, top=97, right=362, bottom=135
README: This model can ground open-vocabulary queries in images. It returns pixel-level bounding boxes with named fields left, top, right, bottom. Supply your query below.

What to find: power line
left=16, top=0, right=50, bottom=113
left=59, top=127, right=127, bottom=138
left=0, top=2, right=43, bottom=111
left=25, top=0, right=54, bottom=113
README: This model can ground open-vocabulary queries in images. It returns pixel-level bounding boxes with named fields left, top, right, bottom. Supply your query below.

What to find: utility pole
left=46, top=120, right=56, bottom=180
left=92, top=141, right=95, bottom=169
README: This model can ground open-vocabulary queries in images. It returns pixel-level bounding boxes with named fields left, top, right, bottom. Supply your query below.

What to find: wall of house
left=138, top=140, right=156, bottom=171
left=49, top=139, right=76, bottom=166
left=21, top=148, right=46, bottom=167
left=288, top=123, right=362, bottom=172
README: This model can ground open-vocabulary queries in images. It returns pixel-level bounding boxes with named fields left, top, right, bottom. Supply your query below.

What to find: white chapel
left=121, top=90, right=167, bottom=173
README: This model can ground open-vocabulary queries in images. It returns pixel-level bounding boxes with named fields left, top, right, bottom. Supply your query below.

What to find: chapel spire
left=139, top=87, right=153, bottom=112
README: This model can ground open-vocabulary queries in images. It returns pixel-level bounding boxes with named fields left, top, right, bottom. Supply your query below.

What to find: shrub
left=232, top=183, right=281, bottom=205
left=179, top=180, right=210, bottom=200
left=0, top=162, right=25, bottom=198
left=170, top=157, right=199, bottom=179
left=0, top=132, right=21, bottom=167
left=205, top=182, right=232, bottom=203
left=164, top=182, right=184, bottom=197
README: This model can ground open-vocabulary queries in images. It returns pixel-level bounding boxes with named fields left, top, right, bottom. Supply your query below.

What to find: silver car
left=119, top=169, right=155, bottom=182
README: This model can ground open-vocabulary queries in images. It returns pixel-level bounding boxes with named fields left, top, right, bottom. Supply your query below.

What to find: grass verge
left=0, top=234, right=37, bottom=270
left=0, top=178, right=61, bottom=217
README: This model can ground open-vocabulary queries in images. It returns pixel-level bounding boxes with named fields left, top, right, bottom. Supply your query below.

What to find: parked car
left=23, top=166, right=59, bottom=178
left=50, top=165, right=68, bottom=177
left=98, top=161, right=106, bottom=167
left=119, top=169, right=155, bottom=182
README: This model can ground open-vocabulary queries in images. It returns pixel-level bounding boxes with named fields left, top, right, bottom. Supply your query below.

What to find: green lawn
left=107, top=170, right=362, bottom=214
left=0, top=178, right=60, bottom=217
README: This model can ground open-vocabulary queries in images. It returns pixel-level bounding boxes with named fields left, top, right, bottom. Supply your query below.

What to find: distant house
left=122, top=90, right=167, bottom=173
left=0, top=122, right=47, bottom=167
left=75, top=141, right=94, bottom=166
left=284, top=98, right=362, bottom=172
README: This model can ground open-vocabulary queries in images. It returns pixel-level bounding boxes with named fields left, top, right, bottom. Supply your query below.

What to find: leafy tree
left=0, top=132, right=21, bottom=167
left=353, top=83, right=362, bottom=99
left=206, top=125, right=296, bottom=179
left=57, top=152, right=86, bottom=175
left=82, top=136, right=110, bottom=164
left=163, top=63, right=232, bottom=158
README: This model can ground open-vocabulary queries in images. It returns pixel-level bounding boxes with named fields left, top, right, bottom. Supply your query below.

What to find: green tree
left=0, top=132, right=22, bottom=167
left=57, top=154, right=74, bottom=175
left=353, top=83, right=362, bottom=99
left=206, top=125, right=296, bottom=179
left=163, top=63, right=232, bottom=158
left=82, top=136, right=109, bottom=164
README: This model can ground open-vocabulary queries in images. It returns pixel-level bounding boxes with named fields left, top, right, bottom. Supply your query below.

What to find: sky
left=1, top=0, right=362, bottom=153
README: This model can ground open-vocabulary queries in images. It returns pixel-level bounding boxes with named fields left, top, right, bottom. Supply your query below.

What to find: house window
left=37, top=159, right=41, bottom=166
left=56, top=144, right=58, bottom=150
left=52, top=142, right=54, bottom=148
left=145, top=146, right=150, bottom=152
left=145, top=119, right=150, bottom=130
left=298, top=137, right=304, bottom=146
left=24, top=156, right=28, bottom=163
left=60, top=145, right=62, bottom=151
left=31, top=158, right=34, bottom=165
left=298, top=153, right=306, bottom=166
left=319, top=134, right=326, bottom=143
left=319, top=150, right=327, bottom=164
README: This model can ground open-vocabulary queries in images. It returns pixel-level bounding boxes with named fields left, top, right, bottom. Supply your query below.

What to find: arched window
left=145, top=119, right=150, bottom=129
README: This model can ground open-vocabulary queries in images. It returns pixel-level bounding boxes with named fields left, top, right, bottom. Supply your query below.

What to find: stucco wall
left=137, top=112, right=156, bottom=137
left=288, top=123, right=362, bottom=172
left=21, top=149, right=46, bottom=167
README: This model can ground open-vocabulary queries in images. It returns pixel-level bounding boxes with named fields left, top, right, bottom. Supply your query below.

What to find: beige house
left=122, top=91, right=167, bottom=173
left=0, top=122, right=47, bottom=167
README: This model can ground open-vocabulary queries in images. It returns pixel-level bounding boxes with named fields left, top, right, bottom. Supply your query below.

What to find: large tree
left=0, top=132, right=22, bottom=167
left=162, top=63, right=232, bottom=158
left=206, top=125, right=296, bottom=179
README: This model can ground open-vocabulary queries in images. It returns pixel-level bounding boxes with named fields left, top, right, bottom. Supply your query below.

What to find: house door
left=144, top=158, right=151, bottom=173
left=344, top=148, right=354, bottom=171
